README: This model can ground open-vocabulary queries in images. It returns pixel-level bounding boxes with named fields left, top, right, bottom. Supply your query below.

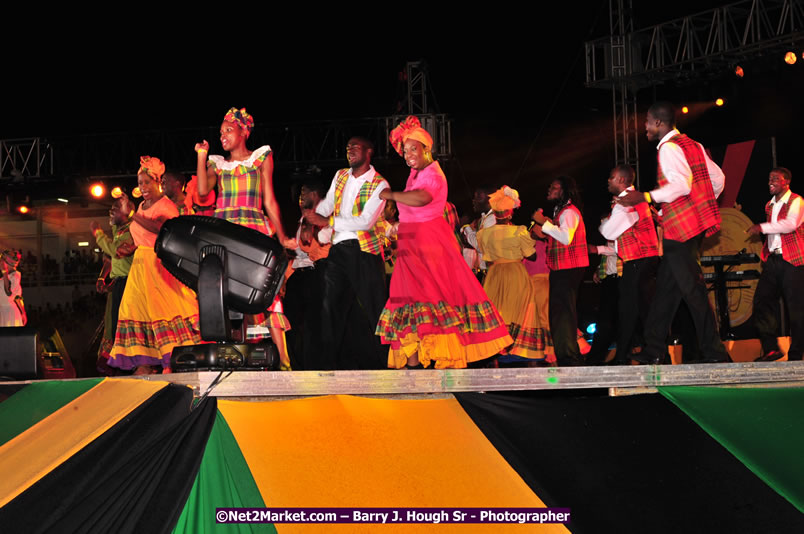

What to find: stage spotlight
left=90, top=184, right=105, bottom=198
left=715, top=98, right=725, bottom=107
left=681, top=106, right=689, bottom=114
left=784, top=51, right=797, bottom=65
left=111, top=187, right=123, bottom=199
left=132, top=187, right=142, bottom=198
left=734, top=65, right=744, bottom=78
left=586, top=323, right=597, bottom=335
left=18, top=206, right=29, bottom=214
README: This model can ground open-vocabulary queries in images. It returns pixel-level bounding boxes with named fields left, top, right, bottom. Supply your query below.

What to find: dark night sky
left=3, top=2, right=802, bottom=234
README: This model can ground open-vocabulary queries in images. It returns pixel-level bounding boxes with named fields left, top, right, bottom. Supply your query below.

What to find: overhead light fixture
left=734, top=65, right=744, bottom=78
left=784, top=51, right=797, bottom=65
left=57, top=198, right=69, bottom=203
left=681, top=106, right=689, bottom=114
left=715, top=98, right=725, bottom=107
left=90, top=184, right=105, bottom=198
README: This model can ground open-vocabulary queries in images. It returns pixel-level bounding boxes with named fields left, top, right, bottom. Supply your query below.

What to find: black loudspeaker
left=155, top=216, right=288, bottom=315
left=171, top=342, right=279, bottom=371
left=0, top=327, right=38, bottom=380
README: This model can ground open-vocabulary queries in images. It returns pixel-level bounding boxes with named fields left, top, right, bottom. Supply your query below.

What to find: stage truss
left=585, top=0, right=804, bottom=181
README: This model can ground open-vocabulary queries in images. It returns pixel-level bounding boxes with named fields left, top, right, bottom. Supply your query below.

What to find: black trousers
left=587, top=274, right=619, bottom=365
left=615, top=256, right=658, bottom=362
left=753, top=254, right=804, bottom=360
left=643, top=234, right=729, bottom=361
left=549, top=267, right=585, bottom=365
left=283, top=262, right=325, bottom=371
left=109, top=276, right=127, bottom=340
left=320, top=240, right=389, bottom=369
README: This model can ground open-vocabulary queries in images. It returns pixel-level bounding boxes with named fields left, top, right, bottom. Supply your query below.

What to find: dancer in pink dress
left=376, top=116, right=512, bottom=369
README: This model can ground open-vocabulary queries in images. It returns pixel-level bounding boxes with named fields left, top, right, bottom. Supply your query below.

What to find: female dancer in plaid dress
left=195, top=108, right=292, bottom=370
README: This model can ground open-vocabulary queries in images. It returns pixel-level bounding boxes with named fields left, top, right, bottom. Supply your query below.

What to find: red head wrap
left=389, top=115, right=434, bottom=156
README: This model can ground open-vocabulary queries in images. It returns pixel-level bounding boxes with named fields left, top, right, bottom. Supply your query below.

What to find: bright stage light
left=132, top=187, right=142, bottom=198
left=734, top=65, right=744, bottom=78
left=18, top=206, right=29, bottom=214
left=681, top=106, right=689, bottom=114
left=90, top=184, right=105, bottom=198
left=111, top=187, right=123, bottom=199
left=785, top=51, right=797, bottom=65
left=715, top=98, right=725, bottom=107
left=586, top=323, right=597, bottom=335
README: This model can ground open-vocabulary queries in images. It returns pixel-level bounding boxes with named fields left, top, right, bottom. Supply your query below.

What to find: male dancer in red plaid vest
left=619, top=101, right=730, bottom=363
left=302, top=137, right=389, bottom=369
left=532, top=176, right=589, bottom=366
left=746, top=167, right=804, bottom=361
left=597, top=165, right=659, bottom=364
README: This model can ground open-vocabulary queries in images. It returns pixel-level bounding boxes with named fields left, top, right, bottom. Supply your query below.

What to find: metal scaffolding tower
left=1, top=138, right=53, bottom=179
left=607, top=0, right=641, bottom=185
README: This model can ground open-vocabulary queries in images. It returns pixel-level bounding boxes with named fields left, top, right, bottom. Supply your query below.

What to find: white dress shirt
left=600, top=187, right=640, bottom=254
left=542, top=204, right=580, bottom=246
left=462, top=209, right=496, bottom=270
left=761, top=189, right=804, bottom=253
left=596, top=244, right=619, bottom=276
left=291, top=216, right=315, bottom=269
left=650, top=129, right=725, bottom=204
left=316, top=165, right=387, bottom=245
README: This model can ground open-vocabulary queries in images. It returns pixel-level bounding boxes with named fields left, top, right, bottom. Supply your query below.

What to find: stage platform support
left=113, top=361, right=804, bottom=399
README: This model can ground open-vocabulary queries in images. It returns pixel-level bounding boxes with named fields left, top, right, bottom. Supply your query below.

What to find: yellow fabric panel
left=219, top=395, right=568, bottom=534
left=0, top=378, right=168, bottom=507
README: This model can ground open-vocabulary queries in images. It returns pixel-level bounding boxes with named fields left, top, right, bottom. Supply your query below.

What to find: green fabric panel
left=173, top=410, right=274, bottom=534
left=659, top=385, right=804, bottom=513
left=0, top=378, right=104, bottom=447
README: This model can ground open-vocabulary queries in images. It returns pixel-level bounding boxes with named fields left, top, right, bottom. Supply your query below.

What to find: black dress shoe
left=630, top=352, right=665, bottom=365
left=756, top=350, right=783, bottom=362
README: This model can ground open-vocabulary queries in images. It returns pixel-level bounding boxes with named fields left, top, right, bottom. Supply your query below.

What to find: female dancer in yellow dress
left=477, top=186, right=546, bottom=361
left=194, top=107, right=292, bottom=370
left=108, top=156, right=202, bottom=373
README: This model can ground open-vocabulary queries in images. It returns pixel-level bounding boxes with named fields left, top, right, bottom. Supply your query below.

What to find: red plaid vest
left=546, top=204, right=589, bottom=270
left=333, top=169, right=387, bottom=256
left=761, top=192, right=804, bottom=266
left=617, top=201, right=659, bottom=262
left=657, top=134, right=721, bottom=242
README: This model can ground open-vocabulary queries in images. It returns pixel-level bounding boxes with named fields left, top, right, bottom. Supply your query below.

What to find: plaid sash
left=333, top=169, right=387, bottom=256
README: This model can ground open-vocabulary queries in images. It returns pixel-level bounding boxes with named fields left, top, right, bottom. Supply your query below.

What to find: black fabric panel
left=0, top=383, right=28, bottom=403
left=455, top=391, right=804, bottom=534
left=0, top=384, right=217, bottom=534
